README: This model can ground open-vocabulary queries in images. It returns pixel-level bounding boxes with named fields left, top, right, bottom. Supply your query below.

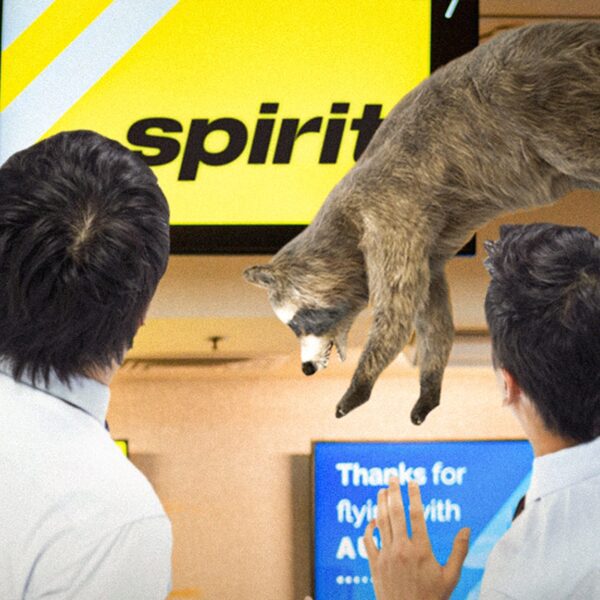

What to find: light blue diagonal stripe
left=444, top=0, right=461, bottom=20
left=463, top=470, right=532, bottom=570
left=459, top=471, right=531, bottom=599
left=0, top=0, right=179, bottom=163
left=1, top=0, right=55, bottom=50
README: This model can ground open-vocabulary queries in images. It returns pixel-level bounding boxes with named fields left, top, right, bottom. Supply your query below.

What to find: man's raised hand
left=364, top=478, right=470, bottom=600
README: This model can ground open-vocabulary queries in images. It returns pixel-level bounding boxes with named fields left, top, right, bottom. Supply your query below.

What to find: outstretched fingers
left=407, top=480, right=431, bottom=552
left=387, top=477, right=407, bottom=540
left=364, top=518, right=379, bottom=562
left=376, top=488, right=392, bottom=547
left=364, top=479, right=469, bottom=600
left=444, top=527, right=471, bottom=589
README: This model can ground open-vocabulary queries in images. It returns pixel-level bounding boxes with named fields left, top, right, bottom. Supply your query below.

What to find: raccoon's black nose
left=302, top=362, right=317, bottom=376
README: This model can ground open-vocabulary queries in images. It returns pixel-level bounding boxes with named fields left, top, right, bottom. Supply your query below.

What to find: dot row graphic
left=336, top=575, right=373, bottom=585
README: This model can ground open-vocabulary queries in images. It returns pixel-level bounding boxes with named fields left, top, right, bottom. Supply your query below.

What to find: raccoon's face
left=273, top=302, right=351, bottom=375
left=243, top=264, right=355, bottom=376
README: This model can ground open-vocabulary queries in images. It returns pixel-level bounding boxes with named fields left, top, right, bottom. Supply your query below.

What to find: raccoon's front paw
left=335, top=383, right=372, bottom=418
left=410, top=394, right=440, bottom=425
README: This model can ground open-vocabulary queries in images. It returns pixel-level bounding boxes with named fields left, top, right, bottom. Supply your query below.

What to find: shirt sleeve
left=479, top=588, right=518, bottom=600
left=27, top=516, right=173, bottom=600
left=479, top=552, right=520, bottom=600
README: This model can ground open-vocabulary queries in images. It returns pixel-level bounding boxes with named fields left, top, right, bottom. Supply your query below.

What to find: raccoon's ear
left=243, top=265, right=277, bottom=289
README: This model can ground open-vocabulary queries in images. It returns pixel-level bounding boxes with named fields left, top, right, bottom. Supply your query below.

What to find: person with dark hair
left=364, top=223, right=600, bottom=599
left=0, top=131, right=172, bottom=598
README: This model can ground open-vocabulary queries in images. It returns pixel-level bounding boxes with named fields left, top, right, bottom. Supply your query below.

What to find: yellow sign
left=2, top=0, right=430, bottom=225
left=114, top=439, right=129, bottom=457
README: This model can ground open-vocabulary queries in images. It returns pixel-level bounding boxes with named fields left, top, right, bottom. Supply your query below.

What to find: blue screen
left=313, top=440, right=533, bottom=599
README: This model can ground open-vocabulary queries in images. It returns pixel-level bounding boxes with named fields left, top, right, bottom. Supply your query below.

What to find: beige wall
left=109, top=363, right=520, bottom=600
left=108, top=2, right=600, bottom=598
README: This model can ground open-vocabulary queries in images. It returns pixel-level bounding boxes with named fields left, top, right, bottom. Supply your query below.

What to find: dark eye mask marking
left=288, top=321, right=302, bottom=337
left=288, top=307, right=346, bottom=337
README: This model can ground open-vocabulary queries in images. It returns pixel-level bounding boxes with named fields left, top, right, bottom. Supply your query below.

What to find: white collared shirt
left=480, top=436, right=600, bottom=599
left=0, top=365, right=172, bottom=600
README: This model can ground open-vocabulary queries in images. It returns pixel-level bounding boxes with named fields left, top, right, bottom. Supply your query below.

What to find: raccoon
left=244, top=22, right=600, bottom=424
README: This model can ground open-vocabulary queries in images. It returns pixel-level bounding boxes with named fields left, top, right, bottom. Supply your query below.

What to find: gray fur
left=244, top=22, right=600, bottom=424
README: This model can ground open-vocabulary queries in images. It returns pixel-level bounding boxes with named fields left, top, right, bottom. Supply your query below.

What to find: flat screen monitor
left=0, top=0, right=478, bottom=254
left=313, top=440, right=533, bottom=600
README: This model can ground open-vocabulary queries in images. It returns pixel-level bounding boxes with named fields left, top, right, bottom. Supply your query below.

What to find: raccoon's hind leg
left=335, top=231, right=430, bottom=418
left=410, top=264, right=454, bottom=425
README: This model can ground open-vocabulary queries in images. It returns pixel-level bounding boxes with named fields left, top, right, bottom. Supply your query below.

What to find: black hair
left=484, top=223, right=600, bottom=443
left=0, top=130, right=170, bottom=384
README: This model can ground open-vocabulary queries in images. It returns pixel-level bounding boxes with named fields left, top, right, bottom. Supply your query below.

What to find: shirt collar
left=528, top=436, right=600, bottom=501
left=0, top=361, right=110, bottom=426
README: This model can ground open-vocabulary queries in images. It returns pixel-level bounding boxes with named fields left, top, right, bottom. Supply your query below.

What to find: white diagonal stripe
left=1, top=0, right=55, bottom=50
left=445, top=0, right=460, bottom=20
left=0, top=0, right=179, bottom=163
